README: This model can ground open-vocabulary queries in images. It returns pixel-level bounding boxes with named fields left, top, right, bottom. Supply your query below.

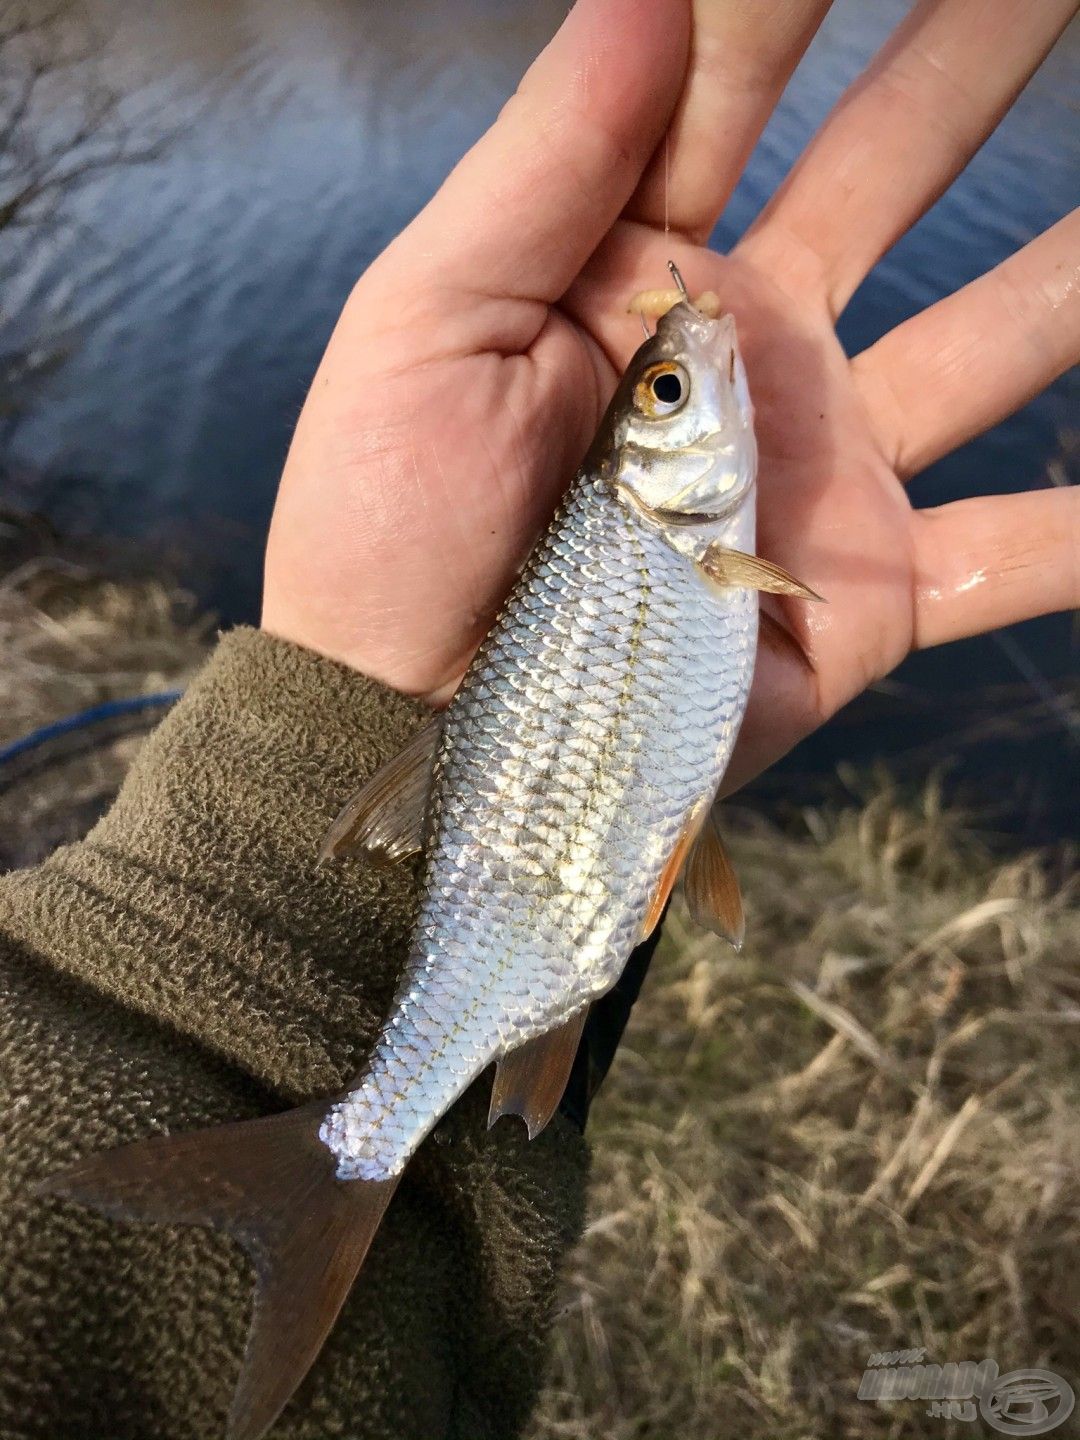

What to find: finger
left=743, top=0, right=1077, bottom=316
left=853, top=210, right=1080, bottom=479
left=912, top=487, right=1079, bottom=651
left=627, top=0, right=833, bottom=243
left=401, top=0, right=690, bottom=307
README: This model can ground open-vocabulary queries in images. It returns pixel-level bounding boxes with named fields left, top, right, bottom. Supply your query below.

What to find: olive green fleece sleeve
left=0, top=627, right=588, bottom=1440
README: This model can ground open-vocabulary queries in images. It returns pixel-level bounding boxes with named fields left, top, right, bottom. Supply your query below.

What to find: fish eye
left=634, top=361, right=690, bottom=420
left=652, top=372, right=683, bottom=405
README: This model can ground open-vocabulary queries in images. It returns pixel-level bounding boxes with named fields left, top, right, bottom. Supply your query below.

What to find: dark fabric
left=561, top=920, right=664, bottom=1133
left=0, top=627, right=589, bottom=1440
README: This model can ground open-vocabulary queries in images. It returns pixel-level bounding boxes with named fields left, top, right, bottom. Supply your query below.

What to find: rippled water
left=3, top=0, right=1077, bottom=833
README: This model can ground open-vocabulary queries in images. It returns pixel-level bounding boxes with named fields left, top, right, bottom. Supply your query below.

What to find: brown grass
left=0, top=523, right=207, bottom=865
left=1, top=532, right=1076, bottom=1439
left=531, top=791, right=1079, bottom=1439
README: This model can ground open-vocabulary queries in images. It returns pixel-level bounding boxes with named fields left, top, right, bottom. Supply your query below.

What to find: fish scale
left=321, top=469, right=757, bottom=1181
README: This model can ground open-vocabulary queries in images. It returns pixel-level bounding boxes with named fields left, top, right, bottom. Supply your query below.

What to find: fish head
left=592, top=302, right=757, bottom=532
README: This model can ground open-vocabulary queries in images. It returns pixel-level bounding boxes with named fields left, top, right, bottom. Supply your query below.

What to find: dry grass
left=0, top=531, right=1076, bottom=1439
left=531, top=792, right=1079, bottom=1439
left=0, top=515, right=208, bottom=866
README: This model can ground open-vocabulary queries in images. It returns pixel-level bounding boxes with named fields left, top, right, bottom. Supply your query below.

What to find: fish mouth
left=660, top=304, right=750, bottom=420
left=658, top=301, right=735, bottom=351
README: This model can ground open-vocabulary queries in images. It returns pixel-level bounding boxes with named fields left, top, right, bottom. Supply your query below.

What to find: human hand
left=262, top=0, right=1079, bottom=791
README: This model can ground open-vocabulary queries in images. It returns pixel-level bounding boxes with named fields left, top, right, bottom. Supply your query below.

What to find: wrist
left=1, top=627, right=433, bottom=1103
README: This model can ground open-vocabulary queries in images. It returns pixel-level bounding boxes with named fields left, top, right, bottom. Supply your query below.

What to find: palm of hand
left=263, top=0, right=1077, bottom=791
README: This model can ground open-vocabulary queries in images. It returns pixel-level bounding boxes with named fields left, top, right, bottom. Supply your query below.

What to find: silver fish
left=41, top=278, right=820, bottom=1440
left=320, top=303, right=759, bottom=1181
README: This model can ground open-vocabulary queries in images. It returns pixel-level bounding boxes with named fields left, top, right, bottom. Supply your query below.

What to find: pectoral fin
left=698, top=546, right=824, bottom=603
left=683, top=807, right=745, bottom=950
left=319, top=716, right=441, bottom=864
left=488, top=1008, right=589, bottom=1140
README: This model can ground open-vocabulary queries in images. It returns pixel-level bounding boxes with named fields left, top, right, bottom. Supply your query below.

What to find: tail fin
left=38, top=1102, right=400, bottom=1440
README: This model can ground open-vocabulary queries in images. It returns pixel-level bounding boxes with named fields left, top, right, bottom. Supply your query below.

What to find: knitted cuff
left=0, top=626, right=430, bottom=1100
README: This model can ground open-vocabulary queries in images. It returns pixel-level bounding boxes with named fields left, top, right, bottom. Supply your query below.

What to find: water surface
left=3, top=0, right=1077, bottom=834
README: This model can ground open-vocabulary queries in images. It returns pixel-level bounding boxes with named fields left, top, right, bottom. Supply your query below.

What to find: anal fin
left=683, top=806, right=745, bottom=949
left=488, top=1008, right=589, bottom=1140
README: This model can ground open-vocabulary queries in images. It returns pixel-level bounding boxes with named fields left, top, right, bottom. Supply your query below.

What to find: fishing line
left=663, top=131, right=670, bottom=236
left=0, top=690, right=183, bottom=786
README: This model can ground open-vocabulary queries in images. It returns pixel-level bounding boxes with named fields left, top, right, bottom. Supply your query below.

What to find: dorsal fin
left=683, top=806, right=745, bottom=950
left=319, top=717, right=441, bottom=864
left=487, top=1008, right=589, bottom=1140
left=697, top=545, right=824, bottom=602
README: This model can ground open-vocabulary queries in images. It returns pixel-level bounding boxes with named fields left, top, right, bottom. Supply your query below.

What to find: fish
left=38, top=268, right=821, bottom=1440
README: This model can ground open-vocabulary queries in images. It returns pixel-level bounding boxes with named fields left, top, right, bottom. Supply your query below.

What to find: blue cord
left=0, top=690, right=184, bottom=768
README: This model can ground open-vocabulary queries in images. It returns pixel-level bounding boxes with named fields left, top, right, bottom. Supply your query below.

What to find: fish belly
left=321, top=477, right=757, bottom=1179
